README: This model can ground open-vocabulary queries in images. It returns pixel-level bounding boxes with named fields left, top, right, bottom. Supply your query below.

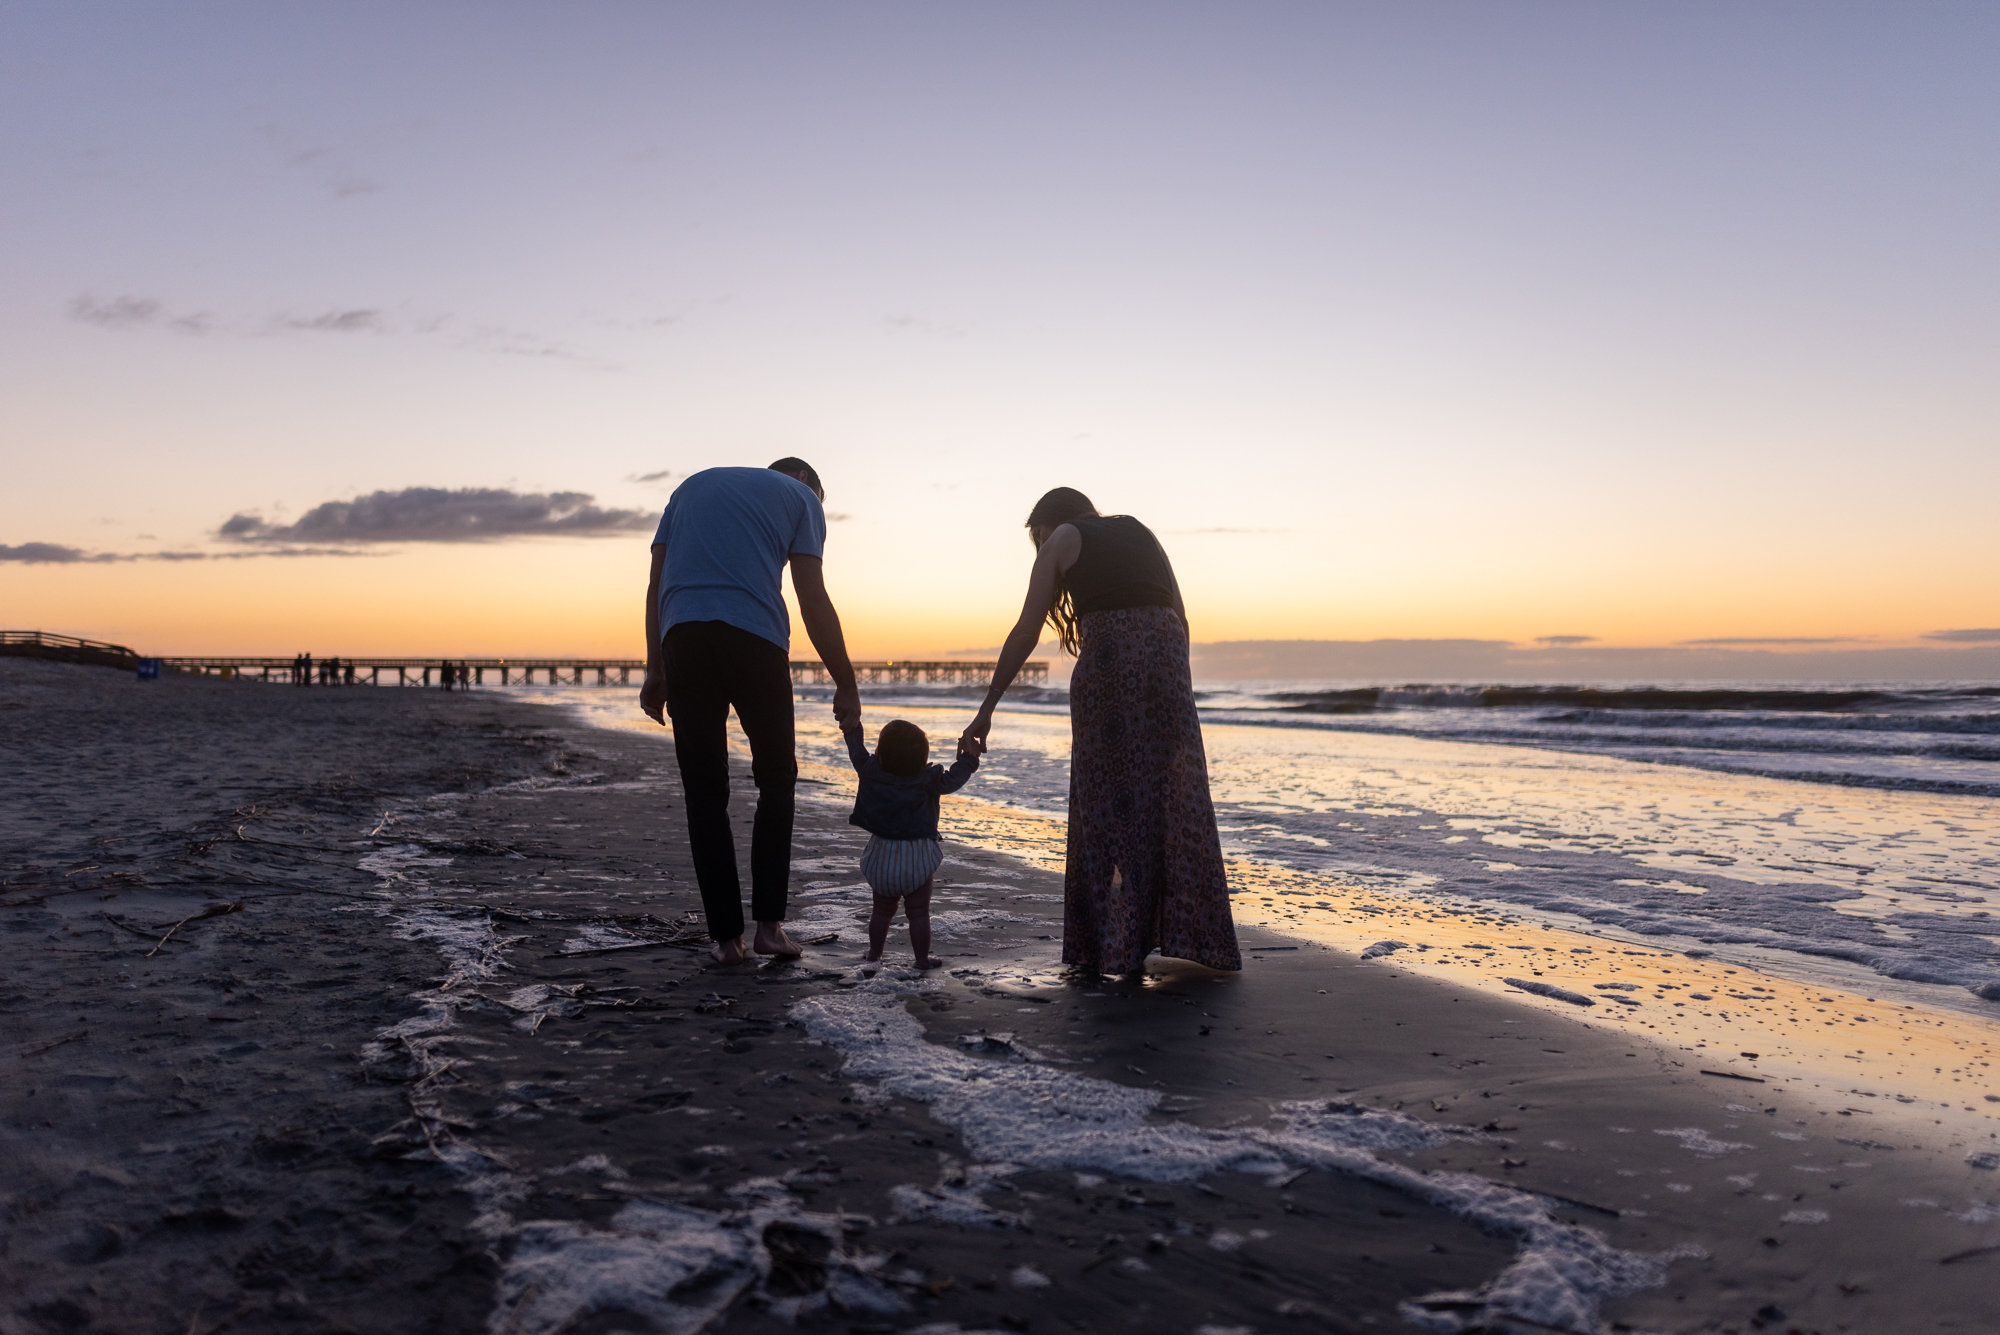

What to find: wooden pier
left=4, top=633, right=1045, bottom=689
left=153, top=656, right=1044, bottom=688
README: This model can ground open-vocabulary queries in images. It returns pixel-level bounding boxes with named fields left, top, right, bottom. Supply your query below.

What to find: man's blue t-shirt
left=653, top=467, right=827, bottom=651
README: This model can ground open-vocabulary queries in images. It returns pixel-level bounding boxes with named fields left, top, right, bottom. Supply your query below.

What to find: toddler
left=843, top=718, right=980, bottom=967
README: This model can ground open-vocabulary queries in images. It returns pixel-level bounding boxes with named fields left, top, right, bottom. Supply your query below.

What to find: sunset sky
left=3, top=3, right=1997, bottom=660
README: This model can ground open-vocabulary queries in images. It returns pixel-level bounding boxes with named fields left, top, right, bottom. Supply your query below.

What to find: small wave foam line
left=1224, top=862, right=2000, bottom=1143
left=352, top=813, right=922, bottom=1335
left=791, top=972, right=1699, bottom=1335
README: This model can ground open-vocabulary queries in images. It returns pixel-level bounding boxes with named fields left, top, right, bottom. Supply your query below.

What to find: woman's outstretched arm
left=963, top=524, right=1080, bottom=752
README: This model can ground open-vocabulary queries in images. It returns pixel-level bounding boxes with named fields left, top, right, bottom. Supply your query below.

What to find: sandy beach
left=6, top=659, right=1999, bottom=1335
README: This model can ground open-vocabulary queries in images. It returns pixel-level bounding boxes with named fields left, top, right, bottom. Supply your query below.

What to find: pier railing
left=4, top=633, right=1044, bottom=688
left=151, top=656, right=1044, bottom=688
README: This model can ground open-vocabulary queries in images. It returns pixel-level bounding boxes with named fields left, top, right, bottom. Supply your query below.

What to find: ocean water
left=550, top=678, right=2000, bottom=1011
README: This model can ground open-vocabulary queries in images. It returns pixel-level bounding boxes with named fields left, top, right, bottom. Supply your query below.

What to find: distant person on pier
left=963, top=488, right=1240, bottom=976
left=640, top=459, right=861, bottom=964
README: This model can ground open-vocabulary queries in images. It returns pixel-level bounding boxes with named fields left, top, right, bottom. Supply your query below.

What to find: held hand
left=956, top=733, right=982, bottom=763
left=832, top=681, right=862, bottom=731
left=639, top=671, right=668, bottom=725
left=960, top=712, right=991, bottom=755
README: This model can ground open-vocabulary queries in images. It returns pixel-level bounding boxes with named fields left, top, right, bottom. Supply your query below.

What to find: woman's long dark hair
left=1026, top=487, right=1098, bottom=655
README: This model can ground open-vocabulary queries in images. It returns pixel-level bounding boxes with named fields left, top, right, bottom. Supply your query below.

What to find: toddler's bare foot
left=752, top=923, right=802, bottom=959
left=711, top=937, right=748, bottom=964
left=914, top=954, right=945, bottom=969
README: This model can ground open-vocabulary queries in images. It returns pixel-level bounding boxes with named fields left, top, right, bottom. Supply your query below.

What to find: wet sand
left=6, top=659, right=1999, bottom=1334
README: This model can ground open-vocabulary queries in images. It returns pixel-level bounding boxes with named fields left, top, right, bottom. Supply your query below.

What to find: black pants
left=662, top=620, right=795, bottom=940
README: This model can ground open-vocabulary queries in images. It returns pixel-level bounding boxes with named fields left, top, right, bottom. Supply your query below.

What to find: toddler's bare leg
left=866, top=895, right=899, bottom=961
left=906, top=879, right=942, bottom=968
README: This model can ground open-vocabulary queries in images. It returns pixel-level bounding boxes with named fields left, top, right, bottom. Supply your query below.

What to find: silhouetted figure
left=344, top=661, right=356, bottom=686
left=965, top=487, right=1240, bottom=975
left=301, top=653, right=314, bottom=687
left=439, top=660, right=453, bottom=691
left=639, top=460, right=860, bottom=964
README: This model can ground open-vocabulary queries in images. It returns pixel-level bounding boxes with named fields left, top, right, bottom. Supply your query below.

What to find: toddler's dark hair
left=876, top=719, right=929, bottom=777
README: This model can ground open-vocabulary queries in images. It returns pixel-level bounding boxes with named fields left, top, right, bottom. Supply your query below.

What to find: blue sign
left=136, top=658, right=161, bottom=680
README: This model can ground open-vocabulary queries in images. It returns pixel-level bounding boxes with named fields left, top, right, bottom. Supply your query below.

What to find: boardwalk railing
left=0, top=630, right=139, bottom=670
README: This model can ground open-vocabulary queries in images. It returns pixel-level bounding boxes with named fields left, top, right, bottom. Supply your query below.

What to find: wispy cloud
left=882, top=313, right=966, bottom=337
left=70, top=294, right=212, bottom=335
left=74, top=294, right=385, bottom=339
left=1534, top=635, right=1597, bottom=646
left=275, top=308, right=384, bottom=333
left=267, top=131, right=384, bottom=200
left=1679, top=636, right=1863, bottom=646
left=629, top=469, right=677, bottom=484
left=219, top=487, right=653, bottom=545
left=1925, top=628, right=2000, bottom=644
left=2, top=541, right=360, bottom=563
left=69, top=295, right=614, bottom=368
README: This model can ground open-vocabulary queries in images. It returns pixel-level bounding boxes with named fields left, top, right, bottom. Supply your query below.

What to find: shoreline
left=7, top=660, right=2000, bottom=1334
left=540, top=686, right=2000, bottom=1146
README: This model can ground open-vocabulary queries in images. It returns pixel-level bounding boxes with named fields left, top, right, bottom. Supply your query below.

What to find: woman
left=963, top=488, right=1240, bottom=975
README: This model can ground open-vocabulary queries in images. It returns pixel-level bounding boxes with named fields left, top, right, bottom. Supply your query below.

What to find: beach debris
left=1699, top=1070, right=1767, bottom=1083
left=146, top=900, right=243, bottom=956
left=1360, top=940, right=1409, bottom=959
left=956, top=1031, right=1021, bottom=1056
left=1967, top=1152, right=2000, bottom=1171
left=1533, top=1190, right=1621, bottom=1219
left=1940, top=1243, right=2000, bottom=1266
left=1502, top=978, right=1596, bottom=1006
left=1592, top=983, right=1642, bottom=991
left=17, top=1028, right=89, bottom=1059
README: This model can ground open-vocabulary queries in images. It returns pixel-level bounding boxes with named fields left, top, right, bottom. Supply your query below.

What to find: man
left=639, top=458, right=861, bottom=963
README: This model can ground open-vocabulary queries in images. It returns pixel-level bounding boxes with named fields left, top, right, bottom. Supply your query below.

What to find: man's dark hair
left=876, top=719, right=929, bottom=777
left=768, top=457, right=824, bottom=500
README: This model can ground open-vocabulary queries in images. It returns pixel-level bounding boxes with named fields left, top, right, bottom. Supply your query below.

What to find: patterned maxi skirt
left=1063, top=605, right=1241, bottom=973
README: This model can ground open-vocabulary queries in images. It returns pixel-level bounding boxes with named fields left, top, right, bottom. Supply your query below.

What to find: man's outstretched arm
left=639, top=544, right=669, bottom=724
left=790, top=553, right=860, bottom=730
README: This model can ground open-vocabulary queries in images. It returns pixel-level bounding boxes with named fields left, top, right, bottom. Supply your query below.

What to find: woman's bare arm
left=963, top=524, right=1080, bottom=750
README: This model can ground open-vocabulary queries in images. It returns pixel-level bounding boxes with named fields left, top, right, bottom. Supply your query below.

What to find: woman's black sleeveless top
left=1064, top=515, right=1177, bottom=615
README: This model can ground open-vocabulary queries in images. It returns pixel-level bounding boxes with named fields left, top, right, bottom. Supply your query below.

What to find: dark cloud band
left=219, top=487, right=653, bottom=544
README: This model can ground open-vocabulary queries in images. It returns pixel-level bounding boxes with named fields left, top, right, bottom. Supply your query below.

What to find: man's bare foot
left=710, top=937, right=748, bottom=964
left=752, top=922, right=802, bottom=959
left=864, top=948, right=884, bottom=962
left=914, top=954, right=944, bottom=969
